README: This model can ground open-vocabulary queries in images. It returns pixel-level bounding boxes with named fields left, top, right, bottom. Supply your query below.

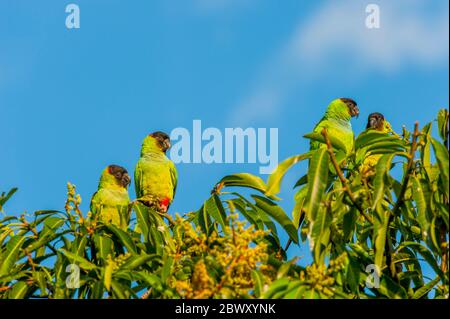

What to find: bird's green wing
left=169, top=160, right=178, bottom=199
left=134, top=161, right=143, bottom=199
left=90, top=190, right=107, bottom=221
left=90, top=191, right=100, bottom=215
left=310, top=117, right=328, bottom=151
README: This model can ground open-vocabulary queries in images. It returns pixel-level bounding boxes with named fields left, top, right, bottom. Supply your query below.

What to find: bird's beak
left=351, top=105, right=360, bottom=118
left=122, top=174, right=131, bottom=188
left=369, top=117, right=377, bottom=128
left=164, top=140, right=171, bottom=151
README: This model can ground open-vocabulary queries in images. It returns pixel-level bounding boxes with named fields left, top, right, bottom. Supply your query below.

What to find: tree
left=0, top=109, right=448, bottom=299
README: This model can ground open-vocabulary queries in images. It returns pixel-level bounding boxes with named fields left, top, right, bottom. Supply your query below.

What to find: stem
left=440, top=223, right=448, bottom=273
left=386, top=122, right=420, bottom=279
left=442, top=115, right=449, bottom=273
left=321, top=129, right=373, bottom=225
left=391, top=122, right=420, bottom=218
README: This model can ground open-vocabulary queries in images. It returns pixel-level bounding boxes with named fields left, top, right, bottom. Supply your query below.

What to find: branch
left=321, top=128, right=373, bottom=225
left=391, top=122, right=420, bottom=218
left=386, top=122, right=420, bottom=279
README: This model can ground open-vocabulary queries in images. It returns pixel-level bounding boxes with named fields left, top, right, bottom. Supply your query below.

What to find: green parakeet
left=287, top=98, right=358, bottom=250
left=90, top=165, right=131, bottom=229
left=134, top=131, right=177, bottom=213
left=360, top=112, right=398, bottom=176
left=310, top=98, right=359, bottom=154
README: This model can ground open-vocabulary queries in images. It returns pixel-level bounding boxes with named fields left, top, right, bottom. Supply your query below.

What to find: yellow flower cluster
left=171, top=213, right=275, bottom=298
left=110, top=252, right=132, bottom=271
left=299, top=253, right=348, bottom=297
left=65, top=183, right=84, bottom=224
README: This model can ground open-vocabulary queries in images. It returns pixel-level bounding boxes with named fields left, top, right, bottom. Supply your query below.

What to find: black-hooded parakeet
left=134, top=131, right=177, bottom=213
left=90, top=165, right=131, bottom=229
left=310, top=98, right=359, bottom=155
left=359, top=112, right=399, bottom=176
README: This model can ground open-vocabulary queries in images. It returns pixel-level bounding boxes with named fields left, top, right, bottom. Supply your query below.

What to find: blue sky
left=1, top=0, right=448, bottom=268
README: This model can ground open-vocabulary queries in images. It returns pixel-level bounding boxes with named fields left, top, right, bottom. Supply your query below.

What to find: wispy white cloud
left=228, top=0, right=449, bottom=126
left=290, top=0, right=449, bottom=72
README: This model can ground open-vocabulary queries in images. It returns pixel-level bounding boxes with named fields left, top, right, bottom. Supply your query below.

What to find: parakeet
left=310, top=98, right=359, bottom=155
left=90, top=165, right=131, bottom=229
left=360, top=112, right=398, bottom=176
left=134, top=131, right=177, bottom=213
left=284, top=98, right=359, bottom=252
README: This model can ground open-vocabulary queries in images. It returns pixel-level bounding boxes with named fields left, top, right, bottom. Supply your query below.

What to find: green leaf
left=104, top=260, right=114, bottom=292
left=89, top=280, right=105, bottom=299
left=305, top=148, right=329, bottom=221
left=343, top=208, right=357, bottom=241
left=374, top=210, right=389, bottom=272
left=265, top=152, right=311, bottom=197
left=39, top=217, right=65, bottom=239
left=133, top=203, right=150, bottom=242
left=0, top=215, right=18, bottom=224
left=8, top=281, right=30, bottom=299
left=0, top=188, right=18, bottom=211
left=118, top=254, right=158, bottom=271
left=429, top=217, right=441, bottom=254
left=251, top=270, right=264, bottom=298
left=303, top=132, right=347, bottom=153
left=366, top=141, right=406, bottom=153
left=311, top=205, right=332, bottom=263
left=136, top=271, right=163, bottom=291
left=93, top=234, right=114, bottom=262
left=204, top=195, right=226, bottom=230
left=232, top=193, right=278, bottom=238
left=0, top=271, right=28, bottom=284
left=252, top=195, right=298, bottom=244
left=33, top=271, right=48, bottom=297
left=355, top=131, right=401, bottom=150
left=0, top=235, right=27, bottom=277
left=161, top=256, right=173, bottom=283
left=261, top=277, right=290, bottom=298
left=198, top=204, right=212, bottom=235
left=431, top=137, right=449, bottom=198
left=420, top=122, right=433, bottom=179
left=230, top=197, right=264, bottom=230
left=106, top=225, right=137, bottom=254
left=346, top=256, right=361, bottom=293
left=284, top=283, right=307, bottom=299
left=413, top=276, right=441, bottom=299
left=22, top=229, right=72, bottom=257
left=292, top=186, right=308, bottom=229
left=371, top=153, right=396, bottom=212
left=59, top=248, right=97, bottom=271
left=411, top=176, right=429, bottom=237
left=293, top=174, right=308, bottom=189
left=396, top=242, right=444, bottom=279
left=219, top=173, right=279, bottom=200
left=378, top=274, right=408, bottom=299
left=110, top=279, right=128, bottom=299
left=437, top=108, right=449, bottom=143
left=71, top=236, right=88, bottom=256
left=276, top=259, right=295, bottom=279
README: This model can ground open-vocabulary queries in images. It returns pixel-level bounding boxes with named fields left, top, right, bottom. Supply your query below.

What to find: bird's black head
left=366, top=112, right=385, bottom=131
left=150, top=131, right=171, bottom=153
left=108, top=165, right=131, bottom=188
left=340, top=98, right=359, bottom=118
